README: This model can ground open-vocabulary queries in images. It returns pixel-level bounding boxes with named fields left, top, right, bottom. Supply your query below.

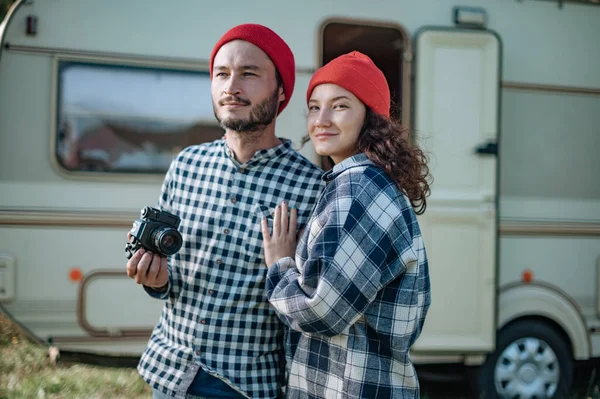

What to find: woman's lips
left=314, top=132, right=337, bottom=139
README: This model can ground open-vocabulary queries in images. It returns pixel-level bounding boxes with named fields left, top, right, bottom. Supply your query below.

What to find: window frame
left=317, top=17, right=412, bottom=127
left=50, top=54, right=215, bottom=182
left=316, top=17, right=412, bottom=170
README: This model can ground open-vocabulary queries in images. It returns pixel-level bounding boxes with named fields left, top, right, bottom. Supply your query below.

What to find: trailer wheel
left=474, top=319, right=573, bottom=399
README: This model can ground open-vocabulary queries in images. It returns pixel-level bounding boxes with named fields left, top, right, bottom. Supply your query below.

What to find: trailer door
left=412, top=28, right=501, bottom=353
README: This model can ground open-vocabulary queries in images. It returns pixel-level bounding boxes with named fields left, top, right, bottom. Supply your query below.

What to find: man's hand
left=261, top=201, right=297, bottom=267
left=126, top=233, right=169, bottom=289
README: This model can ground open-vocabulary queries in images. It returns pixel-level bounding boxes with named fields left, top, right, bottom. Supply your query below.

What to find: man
left=126, top=24, right=323, bottom=399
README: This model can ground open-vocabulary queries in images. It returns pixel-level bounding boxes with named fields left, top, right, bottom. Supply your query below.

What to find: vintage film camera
left=125, top=206, right=183, bottom=259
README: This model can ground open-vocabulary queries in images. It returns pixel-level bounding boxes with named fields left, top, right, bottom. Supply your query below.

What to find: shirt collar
left=222, top=138, right=294, bottom=167
left=323, top=153, right=373, bottom=182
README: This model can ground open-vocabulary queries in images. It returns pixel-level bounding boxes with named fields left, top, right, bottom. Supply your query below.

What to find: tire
left=473, top=319, right=573, bottom=399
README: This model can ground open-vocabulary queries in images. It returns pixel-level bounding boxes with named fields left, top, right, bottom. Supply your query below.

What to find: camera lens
left=154, top=228, right=183, bottom=256
left=162, top=235, right=175, bottom=248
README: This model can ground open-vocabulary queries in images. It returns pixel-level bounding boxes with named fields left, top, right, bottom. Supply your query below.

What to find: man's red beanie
left=209, top=23, right=295, bottom=115
left=306, top=51, right=390, bottom=118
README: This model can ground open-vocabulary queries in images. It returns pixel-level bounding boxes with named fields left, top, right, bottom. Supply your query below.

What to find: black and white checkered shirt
left=138, top=138, right=324, bottom=399
left=266, top=153, right=431, bottom=399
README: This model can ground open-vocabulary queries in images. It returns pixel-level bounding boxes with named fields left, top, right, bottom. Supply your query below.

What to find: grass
left=0, top=313, right=151, bottom=399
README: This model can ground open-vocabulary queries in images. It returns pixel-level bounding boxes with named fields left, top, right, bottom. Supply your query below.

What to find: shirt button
left=208, top=290, right=215, bottom=295
left=201, top=319, right=207, bottom=325
left=230, top=197, right=237, bottom=204
left=223, top=228, right=230, bottom=234
left=239, top=167, right=246, bottom=173
left=196, top=350, right=201, bottom=355
left=216, top=259, right=222, bottom=264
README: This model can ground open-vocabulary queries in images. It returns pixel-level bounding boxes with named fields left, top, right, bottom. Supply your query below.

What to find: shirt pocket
left=244, top=203, right=274, bottom=262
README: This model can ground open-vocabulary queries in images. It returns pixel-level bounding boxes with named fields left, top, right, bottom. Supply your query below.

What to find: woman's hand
left=262, top=201, right=297, bottom=267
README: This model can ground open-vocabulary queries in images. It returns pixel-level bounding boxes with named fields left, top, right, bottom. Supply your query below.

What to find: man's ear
left=278, top=86, right=285, bottom=104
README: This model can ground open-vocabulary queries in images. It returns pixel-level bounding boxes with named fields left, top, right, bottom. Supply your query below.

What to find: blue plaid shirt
left=266, top=153, right=431, bottom=399
left=138, top=139, right=324, bottom=399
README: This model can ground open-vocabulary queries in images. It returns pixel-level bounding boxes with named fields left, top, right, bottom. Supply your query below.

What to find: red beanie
left=209, top=23, right=295, bottom=114
left=306, top=51, right=390, bottom=118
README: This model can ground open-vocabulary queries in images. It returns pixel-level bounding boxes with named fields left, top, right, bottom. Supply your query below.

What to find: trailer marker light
left=521, top=269, right=533, bottom=283
left=69, top=268, right=83, bottom=282
left=453, top=6, right=487, bottom=29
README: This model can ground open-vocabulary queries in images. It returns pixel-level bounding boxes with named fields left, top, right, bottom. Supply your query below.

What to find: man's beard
left=214, top=89, right=279, bottom=134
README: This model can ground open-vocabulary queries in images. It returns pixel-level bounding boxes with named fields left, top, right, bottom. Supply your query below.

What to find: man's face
left=211, top=40, right=285, bottom=133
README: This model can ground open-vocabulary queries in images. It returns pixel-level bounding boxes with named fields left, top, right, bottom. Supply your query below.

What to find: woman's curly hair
left=357, top=109, right=432, bottom=215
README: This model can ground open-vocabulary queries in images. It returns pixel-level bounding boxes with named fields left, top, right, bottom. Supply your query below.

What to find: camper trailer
left=0, top=0, right=598, bottom=397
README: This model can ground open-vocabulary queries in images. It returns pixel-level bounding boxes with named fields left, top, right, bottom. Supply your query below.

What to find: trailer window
left=55, top=61, right=223, bottom=174
left=500, top=88, right=600, bottom=200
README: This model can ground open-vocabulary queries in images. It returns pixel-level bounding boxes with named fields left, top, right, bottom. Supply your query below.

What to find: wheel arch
left=498, top=282, right=590, bottom=360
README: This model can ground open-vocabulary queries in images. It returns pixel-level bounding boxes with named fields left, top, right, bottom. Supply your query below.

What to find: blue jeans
left=185, top=367, right=246, bottom=398
left=151, top=366, right=246, bottom=399
left=152, top=388, right=210, bottom=399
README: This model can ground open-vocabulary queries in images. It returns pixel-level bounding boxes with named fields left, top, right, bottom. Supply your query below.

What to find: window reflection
left=56, top=62, right=223, bottom=173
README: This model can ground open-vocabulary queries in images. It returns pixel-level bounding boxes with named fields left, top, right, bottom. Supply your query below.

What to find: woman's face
left=307, top=84, right=367, bottom=164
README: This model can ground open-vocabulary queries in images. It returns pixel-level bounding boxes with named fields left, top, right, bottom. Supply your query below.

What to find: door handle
left=474, top=140, right=498, bottom=156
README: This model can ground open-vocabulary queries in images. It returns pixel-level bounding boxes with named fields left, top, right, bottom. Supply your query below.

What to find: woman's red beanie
left=306, top=51, right=390, bottom=118
left=209, top=23, right=295, bottom=115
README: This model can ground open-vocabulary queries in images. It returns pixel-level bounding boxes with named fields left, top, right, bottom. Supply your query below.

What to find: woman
left=261, top=51, right=432, bottom=398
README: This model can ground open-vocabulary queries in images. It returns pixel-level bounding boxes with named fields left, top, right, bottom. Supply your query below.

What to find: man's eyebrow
left=213, top=65, right=263, bottom=72
left=240, top=65, right=262, bottom=70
